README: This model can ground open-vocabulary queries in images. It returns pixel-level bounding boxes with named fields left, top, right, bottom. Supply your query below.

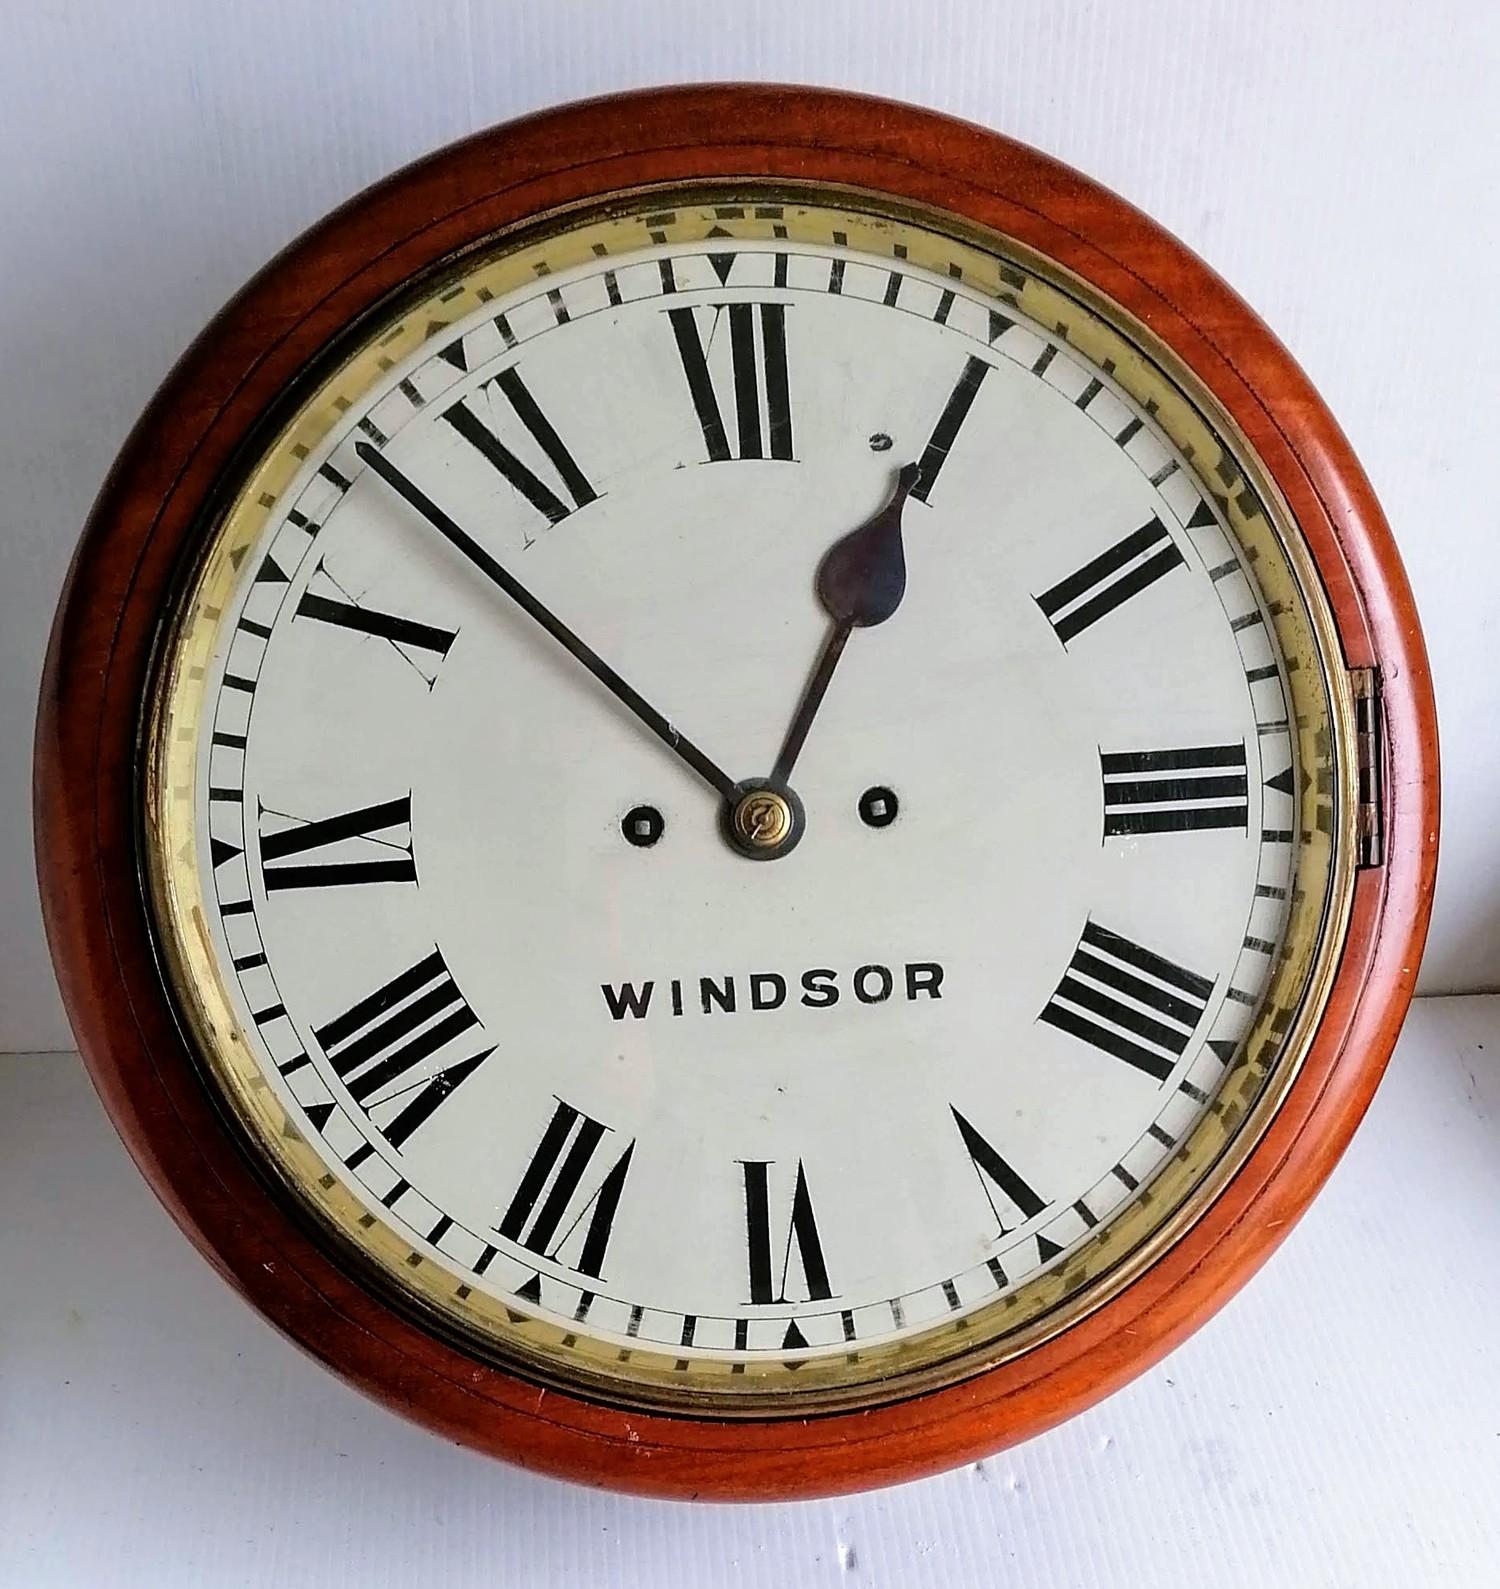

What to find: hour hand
left=816, top=461, right=920, bottom=628
left=771, top=462, right=921, bottom=785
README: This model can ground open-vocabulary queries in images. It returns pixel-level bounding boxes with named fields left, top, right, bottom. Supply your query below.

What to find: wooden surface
left=6, top=997, right=1497, bottom=1582
left=34, top=85, right=1439, bottom=1498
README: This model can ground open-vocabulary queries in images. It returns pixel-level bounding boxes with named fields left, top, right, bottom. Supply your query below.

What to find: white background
left=4, top=2, right=1499, bottom=1584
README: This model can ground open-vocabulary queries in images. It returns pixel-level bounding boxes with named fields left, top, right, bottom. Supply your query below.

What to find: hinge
left=1351, top=666, right=1385, bottom=869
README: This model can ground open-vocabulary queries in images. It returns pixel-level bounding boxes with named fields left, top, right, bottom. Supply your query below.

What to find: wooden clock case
left=35, top=85, right=1437, bottom=1499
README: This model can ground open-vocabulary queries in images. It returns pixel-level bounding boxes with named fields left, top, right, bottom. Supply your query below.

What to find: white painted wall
left=3, top=0, right=1495, bottom=1049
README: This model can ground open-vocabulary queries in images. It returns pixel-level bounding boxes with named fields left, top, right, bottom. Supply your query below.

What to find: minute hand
left=355, top=441, right=738, bottom=802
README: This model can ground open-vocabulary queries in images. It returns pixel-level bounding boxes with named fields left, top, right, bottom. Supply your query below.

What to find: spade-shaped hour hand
left=816, top=461, right=919, bottom=627
left=770, top=462, right=921, bottom=786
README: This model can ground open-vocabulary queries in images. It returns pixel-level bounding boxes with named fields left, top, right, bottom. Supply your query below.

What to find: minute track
left=279, top=257, right=1294, bottom=1354
left=155, top=208, right=1319, bottom=1402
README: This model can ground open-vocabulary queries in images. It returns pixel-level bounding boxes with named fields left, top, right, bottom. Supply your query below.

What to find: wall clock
left=36, top=85, right=1437, bottom=1499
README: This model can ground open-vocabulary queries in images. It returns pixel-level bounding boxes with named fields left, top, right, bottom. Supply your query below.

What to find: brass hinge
left=1351, top=667, right=1385, bottom=869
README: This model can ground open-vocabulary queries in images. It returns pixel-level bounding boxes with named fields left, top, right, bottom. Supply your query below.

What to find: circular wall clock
left=36, top=85, right=1437, bottom=1499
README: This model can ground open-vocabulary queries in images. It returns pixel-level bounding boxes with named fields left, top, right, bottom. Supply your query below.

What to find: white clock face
left=152, top=195, right=1346, bottom=1405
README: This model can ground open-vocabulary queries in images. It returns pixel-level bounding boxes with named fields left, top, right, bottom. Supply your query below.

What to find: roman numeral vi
left=741, top=1158, right=833, bottom=1305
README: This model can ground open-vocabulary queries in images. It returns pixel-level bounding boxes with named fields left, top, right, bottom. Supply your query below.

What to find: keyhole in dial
left=859, top=786, right=899, bottom=828
left=623, top=805, right=664, bottom=847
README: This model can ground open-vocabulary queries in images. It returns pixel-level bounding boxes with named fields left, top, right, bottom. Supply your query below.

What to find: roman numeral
left=314, top=948, right=490, bottom=1148
left=951, top=1107, right=1047, bottom=1233
left=1035, top=516, right=1185, bottom=642
left=496, top=1099, right=634, bottom=1280
left=444, top=366, right=598, bottom=527
left=741, top=1159, right=832, bottom=1305
left=296, top=592, right=456, bottom=659
left=668, top=302, right=794, bottom=462
left=1040, top=921, right=1214, bottom=1081
left=912, top=355, right=990, bottom=503
left=259, top=796, right=415, bottom=890
left=1101, top=743, right=1249, bottom=836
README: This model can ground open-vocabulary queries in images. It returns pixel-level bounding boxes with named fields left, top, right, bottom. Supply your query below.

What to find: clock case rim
left=142, top=180, right=1361, bottom=1420
left=35, top=83, right=1438, bottom=1501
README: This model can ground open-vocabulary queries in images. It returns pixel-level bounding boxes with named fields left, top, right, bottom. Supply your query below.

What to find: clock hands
left=355, top=442, right=740, bottom=803
left=359, top=441, right=919, bottom=855
left=770, top=462, right=921, bottom=785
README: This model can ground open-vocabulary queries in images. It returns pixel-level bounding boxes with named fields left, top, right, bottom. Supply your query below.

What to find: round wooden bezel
left=35, top=85, right=1437, bottom=1500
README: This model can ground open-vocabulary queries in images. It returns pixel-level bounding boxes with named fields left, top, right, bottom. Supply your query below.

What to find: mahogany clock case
left=34, top=86, right=1437, bottom=1499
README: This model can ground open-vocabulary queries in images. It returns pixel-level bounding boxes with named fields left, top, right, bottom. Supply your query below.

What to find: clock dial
left=146, top=192, right=1355, bottom=1411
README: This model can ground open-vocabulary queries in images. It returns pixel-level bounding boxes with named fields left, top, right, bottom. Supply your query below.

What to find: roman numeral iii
left=444, top=366, right=598, bottom=528
left=259, top=795, right=415, bottom=890
left=1040, top=921, right=1213, bottom=1080
left=1101, top=743, right=1249, bottom=836
left=497, top=1099, right=635, bottom=1280
left=314, top=948, right=491, bottom=1149
left=669, top=303, right=794, bottom=462
left=1035, top=516, right=1185, bottom=642
left=741, top=1158, right=832, bottom=1305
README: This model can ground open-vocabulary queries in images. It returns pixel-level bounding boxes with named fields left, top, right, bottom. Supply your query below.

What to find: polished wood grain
left=35, top=84, right=1438, bottom=1500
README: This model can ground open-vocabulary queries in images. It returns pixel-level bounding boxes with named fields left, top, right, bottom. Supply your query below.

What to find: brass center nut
left=732, top=789, right=794, bottom=849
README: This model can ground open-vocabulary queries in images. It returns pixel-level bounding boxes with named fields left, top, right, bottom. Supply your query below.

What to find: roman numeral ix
left=314, top=948, right=491, bottom=1150
left=1040, top=921, right=1214, bottom=1081
left=259, top=795, right=415, bottom=890
left=444, top=366, right=598, bottom=528
left=1035, top=516, right=1185, bottom=642
left=497, top=1099, right=634, bottom=1281
left=1101, top=743, right=1249, bottom=837
left=669, top=302, right=794, bottom=462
